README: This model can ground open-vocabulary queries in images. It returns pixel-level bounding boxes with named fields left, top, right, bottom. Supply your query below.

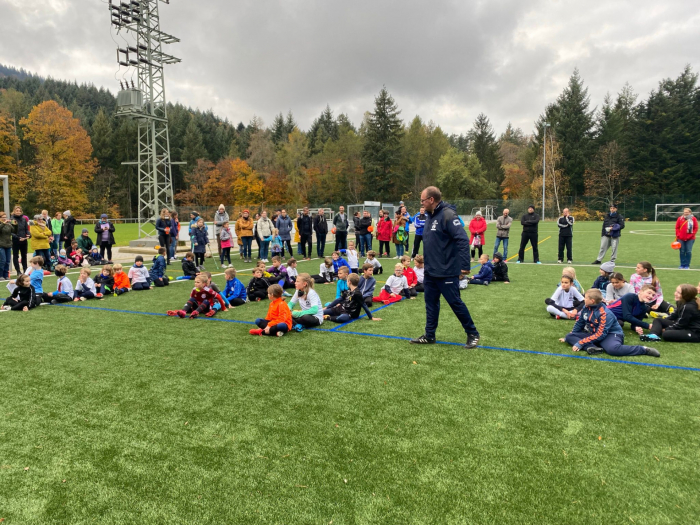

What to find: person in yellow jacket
left=30, top=215, right=53, bottom=269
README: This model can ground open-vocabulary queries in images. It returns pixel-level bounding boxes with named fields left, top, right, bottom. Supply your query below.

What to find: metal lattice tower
left=109, top=0, right=182, bottom=238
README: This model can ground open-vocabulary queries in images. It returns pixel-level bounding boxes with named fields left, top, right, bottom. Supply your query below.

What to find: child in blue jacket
left=151, top=247, right=170, bottom=287
left=607, top=285, right=656, bottom=334
left=223, top=267, right=247, bottom=306
left=561, top=289, right=659, bottom=357
left=468, top=254, right=493, bottom=285
left=331, top=251, right=350, bottom=276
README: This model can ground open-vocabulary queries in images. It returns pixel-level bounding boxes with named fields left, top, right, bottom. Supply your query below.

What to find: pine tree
left=182, top=117, right=207, bottom=172
left=361, top=87, right=404, bottom=201
left=308, top=105, right=339, bottom=154
left=271, top=113, right=287, bottom=145
left=91, top=108, right=114, bottom=169
left=469, top=113, right=504, bottom=185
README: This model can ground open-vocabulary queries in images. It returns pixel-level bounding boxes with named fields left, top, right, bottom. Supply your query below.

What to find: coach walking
left=410, top=186, right=480, bottom=349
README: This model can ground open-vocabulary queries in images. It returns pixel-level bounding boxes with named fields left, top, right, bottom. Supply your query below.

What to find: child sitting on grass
left=151, top=247, right=170, bottom=287
left=313, top=257, right=334, bottom=285
left=250, top=284, right=293, bottom=337
left=400, top=255, right=418, bottom=297
left=94, top=264, right=115, bottom=298
left=74, top=267, right=97, bottom=301
left=346, top=241, right=359, bottom=273
left=560, top=288, right=660, bottom=357
left=29, top=256, right=45, bottom=297
left=256, top=261, right=274, bottom=279
left=335, top=266, right=350, bottom=300
left=592, top=261, right=615, bottom=292
left=179, top=252, right=198, bottom=280
left=223, top=267, right=247, bottom=306
left=562, top=266, right=584, bottom=295
left=413, top=255, right=424, bottom=292
left=283, top=258, right=298, bottom=289
left=545, top=274, right=584, bottom=319
left=490, top=252, right=510, bottom=283
left=2, top=274, right=38, bottom=311
left=128, top=255, right=151, bottom=290
left=70, top=241, right=83, bottom=267
left=113, top=263, right=131, bottom=295
left=358, top=263, right=376, bottom=307
left=365, top=250, right=382, bottom=275
left=468, top=254, right=494, bottom=286
left=605, top=272, right=634, bottom=303
left=648, top=284, right=700, bottom=343
left=332, top=251, right=351, bottom=276
left=167, top=274, right=221, bottom=319
left=247, top=268, right=271, bottom=301
left=630, top=261, right=673, bottom=315
left=607, top=284, right=656, bottom=335
left=289, top=273, right=324, bottom=330
left=57, top=249, right=73, bottom=268
left=87, top=246, right=104, bottom=266
left=42, top=264, right=74, bottom=304
left=324, top=273, right=381, bottom=323
left=373, top=263, right=408, bottom=305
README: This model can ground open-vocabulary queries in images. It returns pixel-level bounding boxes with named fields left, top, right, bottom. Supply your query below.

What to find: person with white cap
left=213, top=204, right=229, bottom=255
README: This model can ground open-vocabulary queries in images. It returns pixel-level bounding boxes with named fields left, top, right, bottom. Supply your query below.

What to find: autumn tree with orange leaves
left=20, top=101, right=97, bottom=213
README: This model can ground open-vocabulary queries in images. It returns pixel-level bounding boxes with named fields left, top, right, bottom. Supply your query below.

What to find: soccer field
left=1, top=221, right=698, bottom=524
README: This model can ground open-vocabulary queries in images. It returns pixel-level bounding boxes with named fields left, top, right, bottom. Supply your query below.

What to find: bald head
left=421, top=186, right=442, bottom=212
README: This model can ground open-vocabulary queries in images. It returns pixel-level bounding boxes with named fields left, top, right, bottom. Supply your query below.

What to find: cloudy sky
left=1, top=0, right=699, bottom=135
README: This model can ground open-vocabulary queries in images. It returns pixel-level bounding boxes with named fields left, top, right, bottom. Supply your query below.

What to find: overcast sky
left=1, top=0, right=699, bottom=135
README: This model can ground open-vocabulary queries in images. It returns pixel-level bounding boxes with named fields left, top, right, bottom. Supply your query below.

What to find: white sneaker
left=276, top=331, right=285, bottom=337
left=2, top=305, right=11, bottom=311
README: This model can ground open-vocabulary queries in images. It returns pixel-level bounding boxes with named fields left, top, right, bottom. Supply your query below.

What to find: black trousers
left=295, top=314, right=321, bottom=328
left=100, top=241, right=113, bottom=261
left=316, top=236, right=326, bottom=258
left=558, top=236, right=572, bottom=261
left=154, top=276, right=170, bottom=287
left=300, top=234, right=313, bottom=258
left=281, top=240, right=293, bottom=257
left=650, top=318, right=700, bottom=342
left=12, top=238, right=28, bottom=274
left=158, top=235, right=170, bottom=262
left=379, top=241, right=391, bottom=256
left=411, top=235, right=423, bottom=258
left=470, top=245, right=483, bottom=259
left=518, top=232, right=539, bottom=262
left=335, top=231, right=347, bottom=251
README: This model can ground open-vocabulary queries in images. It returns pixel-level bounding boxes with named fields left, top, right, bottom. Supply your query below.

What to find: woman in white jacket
left=256, top=211, right=274, bottom=262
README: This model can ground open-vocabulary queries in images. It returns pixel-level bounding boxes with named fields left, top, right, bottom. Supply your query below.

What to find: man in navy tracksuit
left=411, top=186, right=480, bottom=349
left=411, top=207, right=427, bottom=258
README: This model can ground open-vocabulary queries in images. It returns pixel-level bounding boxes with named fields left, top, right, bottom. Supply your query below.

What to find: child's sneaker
left=293, top=323, right=304, bottom=332
left=249, top=328, right=263, bottom=335
left=649, top=311, right=669, bottom=319
left=282, top=291, right=292, bottom=297
left=167, top=310, right=180, bottom=317
left=176, top=310, right=186, bottom=318
left=640, top=333, right=661, bottom=342
left=276, top=331, right=285, bottom=337
left=205, top=310, right=216, bottom=317
left=96, top=293, right=103, bottom=298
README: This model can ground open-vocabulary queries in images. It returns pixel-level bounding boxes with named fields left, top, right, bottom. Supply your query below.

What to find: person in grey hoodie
left=275, top=208, right=294, bottom=257
left=213, top=204, right=229, bottom=255
left=494, top=208, right=512, bottom=259
left=333, top=205, right=349, bottom=251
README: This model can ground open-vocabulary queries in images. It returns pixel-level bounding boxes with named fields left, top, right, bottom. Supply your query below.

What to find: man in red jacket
left=675, top=208, right=698, bottom=269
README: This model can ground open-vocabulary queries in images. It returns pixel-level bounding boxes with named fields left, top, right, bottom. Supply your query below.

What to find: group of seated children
left=460, top=252, right=510, bottom=288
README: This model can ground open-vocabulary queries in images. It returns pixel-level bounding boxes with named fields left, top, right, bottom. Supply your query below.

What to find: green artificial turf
left=1, top=221, right=699, bottom=524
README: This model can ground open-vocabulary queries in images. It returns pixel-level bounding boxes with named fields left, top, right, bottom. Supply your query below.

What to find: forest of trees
left=1, top=63, right=699, bottom=218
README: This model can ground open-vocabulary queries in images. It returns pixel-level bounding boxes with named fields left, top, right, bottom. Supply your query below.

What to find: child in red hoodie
left=167, top=275, right=226, bottom=319
left=400, top=255, right=418, bottom=298
left=376, top=210, right=393, bottom=258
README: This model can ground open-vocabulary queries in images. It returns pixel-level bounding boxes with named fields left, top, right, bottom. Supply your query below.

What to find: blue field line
left=5, top=298, right=700, bottom=372
left=329, top=300, right=402, bottom=331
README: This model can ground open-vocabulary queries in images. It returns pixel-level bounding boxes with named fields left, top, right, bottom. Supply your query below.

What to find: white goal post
left=0, top=175, right=9, bottom=217
left=654, top=204, right=700, bottom=222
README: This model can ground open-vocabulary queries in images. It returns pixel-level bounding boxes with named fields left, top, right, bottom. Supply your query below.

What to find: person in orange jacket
left=112, top=263, right=131, bottom=295
left=675, top=207, right=698, bottom=269
left=468, top=210, right=488, bottom=259
left=250, top=284, right=293, bottom=336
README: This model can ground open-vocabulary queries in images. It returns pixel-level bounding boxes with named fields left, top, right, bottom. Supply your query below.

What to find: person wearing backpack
left=410, top=186, right=480, bottom=349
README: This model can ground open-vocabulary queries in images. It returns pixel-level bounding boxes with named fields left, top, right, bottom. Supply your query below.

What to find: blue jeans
left=170, top=236, right=177, bottom=259
left=260, top=241, right=270, bottom=260
left=493, top=237, right=509, bottom=259
left=0, top=246, right=10, bottom=279
left=395, top=243, right=405, bottom=257
left=241, top=236, right=253, bottom=259
left=50, top=235, right=60, bottom=255
left=359, top=233, right=372, bottom=256
left=565, top=331, right=646, bottom=356
left=423, top=273, right=478, bottom=339
left=680, top=239, right=694, bottom=267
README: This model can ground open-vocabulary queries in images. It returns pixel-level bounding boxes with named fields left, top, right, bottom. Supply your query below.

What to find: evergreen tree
left=448, top=133, right=469, bottom=153
left=182, top=117, right=207, bottom=172
left=271, top=113, right=287, bottom=145
left=91, top=108, right=114, bottom=169
left=308, top=105, right=339, bottom=154
left=469, top=113, right=504, bottom=184
left=554, top=68, right=595, bottom=196
left=361, top=87, right=404, bottom=201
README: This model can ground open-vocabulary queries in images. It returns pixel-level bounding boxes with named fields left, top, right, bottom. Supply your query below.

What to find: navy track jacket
left=422, top=201, right=471, bottom=278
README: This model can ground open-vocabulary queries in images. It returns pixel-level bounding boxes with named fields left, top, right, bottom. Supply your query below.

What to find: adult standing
left=410, top=186, right=480, bottom=349
left=236, top=210, right=254, bottom=263
left=257, top=210, right=274, bottom=262
left=61, top=210, right=76, bottom=252
left=675, top=208, right=698, bottom=269
left=213, top=204, right=229, bottom=255
left=253, top=213, right=262, bottom=258
left=10, top=205, right=30, bottom=276
left=169, top=211, right=180, bottom=261
left=0, top=211, right=12, bottom=280
left=275, top=209, right=294, bottom=257
left=411, top=206, right=427, bottom=258
left=592, top=204, right=624, bottom=264
left=30, top=215, right=52, bottom=269
left=155, top=209, right=172, bottom=264
left=50, top=212, right=63, bottom=256
left=333, top=205, right=349, bottom=252
left=95, top=213, right=117, bottom=263
left=557, top=208, right=574, bottom=264
left=494, top=209, right=512, bottom=259
left=297, top=207, right=313, bottom=260
left=357, top=210, right=373, bottom=257
left=468, top=210, right=487, bottom=259
left=313, top=208, right=328, bottom=258
left=517, top=205, right=541, bottom=264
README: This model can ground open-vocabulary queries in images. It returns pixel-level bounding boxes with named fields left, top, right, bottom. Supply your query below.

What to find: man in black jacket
left=592, top=204, right=624, bottom=264
left=357, top=211, right=373, bottom=257
left=410, top=186, right=480, bottom=349
left=296, top=207, right=313, bottom=260
left=313, top=208, right=328, bottom=258
left=517, top=205, right=541, bottom=264
left=333, top=205, right=349, bottom=252
left=557, top=208, right=574, bottom=264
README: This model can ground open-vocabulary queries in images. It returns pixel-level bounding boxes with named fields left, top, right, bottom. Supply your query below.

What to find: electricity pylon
left=109, top=0, right=183, bottom=238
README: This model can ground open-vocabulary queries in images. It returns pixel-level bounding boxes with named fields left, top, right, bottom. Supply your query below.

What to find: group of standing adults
left=0, top=205, right=117, bottom=279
